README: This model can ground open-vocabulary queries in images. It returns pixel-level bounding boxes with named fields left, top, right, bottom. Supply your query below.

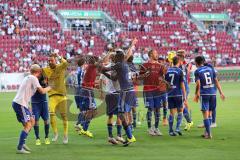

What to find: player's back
left=165, top=67, right=183, bottom=97
left=112, top=62, right=133, bottom=90
left=194, top=65, right=216, bottom=95
left=14, top=75, right=40, bottom=107
left=82, top=64, right=97, bottom=89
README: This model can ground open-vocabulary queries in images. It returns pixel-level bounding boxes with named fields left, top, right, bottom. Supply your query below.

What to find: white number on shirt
left=204, top=72, right=212, bottom=85
left=169, top=74, right=175, bottom=85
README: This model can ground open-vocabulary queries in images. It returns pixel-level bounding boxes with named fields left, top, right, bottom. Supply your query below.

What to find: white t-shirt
left=99, top=64, right=120, bottom=94
left=13, top=75, right=41, bottom=108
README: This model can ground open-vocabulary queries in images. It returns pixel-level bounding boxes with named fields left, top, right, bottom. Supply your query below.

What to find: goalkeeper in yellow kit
left=43, top=53, right=69, bottom=144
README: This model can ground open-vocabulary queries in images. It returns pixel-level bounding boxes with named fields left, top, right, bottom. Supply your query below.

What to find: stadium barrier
left=0, top=73, right=25, bottom=92
left=0, top=68, right=240, bottom=92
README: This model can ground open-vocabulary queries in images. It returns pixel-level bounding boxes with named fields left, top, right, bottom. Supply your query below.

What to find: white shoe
left=108, top=137, right=118, bottom=145
left=16, top=148, right=30, bottom=154
left=148, top=127, right=156, bottom=136
left=154, top=128, right=163, bottom=136
left=211, top=123, right=217, bottom=128
left=23, top=144, right=31, bottom=151
left=52, top=134, right=58, bottom=142
left=116, top=136, right=125, bottom=143
left=63, top=136, right=68, bottom=144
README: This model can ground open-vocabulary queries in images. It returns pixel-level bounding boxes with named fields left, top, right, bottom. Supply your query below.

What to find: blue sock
left=176, top=113, right=183, bottom=131
left=132, top=112, right=137, bottom=127
left=17, top=130, right=28, bottom=150
left=209, top=116, right=212, bottom=126
left=203, top=119, right=211, bottom=136
left=163, top=107, right=167, bottom=119
left=77, top=112, right=84, bottom=126
left=117, top=125, right=122, bottom=137
left=168, top=115, right=174, bottom=133
left=107, top=124, right=113, bottom=138
left=212, top=109, right=216, bottom=123
left=33, top=125, right=39, bottom=139
left=183, top=108, right=192, bottom=123
left=146, top=109, right=152, bottom=129
left=154, top=111, right=160, bottom=129
left=44, top=124, right=49, bottom=138
left=124, top=125, right=132, bottom=139
left=83, top=120, right=90, bottom=131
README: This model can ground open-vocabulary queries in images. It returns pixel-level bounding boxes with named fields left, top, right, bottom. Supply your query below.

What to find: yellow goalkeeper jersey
left=43, top=58, right=68, bottom=96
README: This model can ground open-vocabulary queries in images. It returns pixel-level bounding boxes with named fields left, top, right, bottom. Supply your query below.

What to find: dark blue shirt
left=111, top=62, right=134, bottom=90
left=179, top=64, right=188, bottom=86
left=31, top=75, right=47, bottom=103
left=76, top=67, right=83, bottom=87
left=194, top=65, right=216, bottom=95
left=165, top=67, right=184, bottom=97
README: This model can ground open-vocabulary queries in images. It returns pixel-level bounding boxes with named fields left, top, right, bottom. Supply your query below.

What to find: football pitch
left=0, top=82, right=240, bottom=160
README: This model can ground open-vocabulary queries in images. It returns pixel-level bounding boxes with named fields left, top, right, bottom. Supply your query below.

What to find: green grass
left=0, top=82, right=240, bottom=160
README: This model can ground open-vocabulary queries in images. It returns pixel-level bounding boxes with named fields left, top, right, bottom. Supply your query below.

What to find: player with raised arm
left=42, top=53, right=69, bottom=144
left=31, top=74, right=50, bottom=146
left=12, top=64, right=51, bottom=154
left=193, top=56, right=225, bottom=139
left=176, top=50, right=194, bottom=131
left=101, top=38, right=138, bottom=146
left=140, top=50, right=167, bottom=136
left=78, top=55, right=98, bottom=138
left=165, top=56, right=187, bottom=136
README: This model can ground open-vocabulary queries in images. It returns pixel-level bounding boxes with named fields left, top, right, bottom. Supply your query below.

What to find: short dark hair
left=172, top=56, right=179, bottom=65
left=115, top=50, right=125, bottom=62
left=77, top=58, right=85, bottom=67
left=195, top=56, right=205, bottom=66
left=87, top=56, right=98, bottom=64
left=158, top=57, right=164, bottom=61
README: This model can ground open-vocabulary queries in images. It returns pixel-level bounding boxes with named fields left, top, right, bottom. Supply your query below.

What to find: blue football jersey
left=179, top=64, right=189, bottom=86
left=194, top=65, right=216, bottom=95
left=165, top=67, right=184, bottom=97
left=31, top=75, right=47, bottom=103
left=76, top=67, right=84, bottom=87
left=111, top=62, right=134, bottom=90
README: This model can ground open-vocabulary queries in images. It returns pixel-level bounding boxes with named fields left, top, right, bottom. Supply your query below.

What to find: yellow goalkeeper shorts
left=49, top=95, right=67, bottom=114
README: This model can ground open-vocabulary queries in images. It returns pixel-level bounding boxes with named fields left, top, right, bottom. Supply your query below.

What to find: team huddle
left=12, top=38, right=225, bottom=154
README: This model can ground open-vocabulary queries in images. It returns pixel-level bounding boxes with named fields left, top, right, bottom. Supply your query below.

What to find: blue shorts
left=12, top=102, right=32, bottom=124
left=32, top=101, right=49, bottom=121
left=79, top=88, right=96, bottom=111
left=168, top=96, right=183, bottom=109
left=144, top=90, right=163, bottom=109
left=118, top=89, right=137, bottom=113
left=200, top=95, right=216, bottom=111
left=105, top=93, right=119, bottom=116
left=74, top=86, right=82, bottom=108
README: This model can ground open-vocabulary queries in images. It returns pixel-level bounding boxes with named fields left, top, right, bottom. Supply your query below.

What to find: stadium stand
left=0, top=0, right=239, bottom=73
